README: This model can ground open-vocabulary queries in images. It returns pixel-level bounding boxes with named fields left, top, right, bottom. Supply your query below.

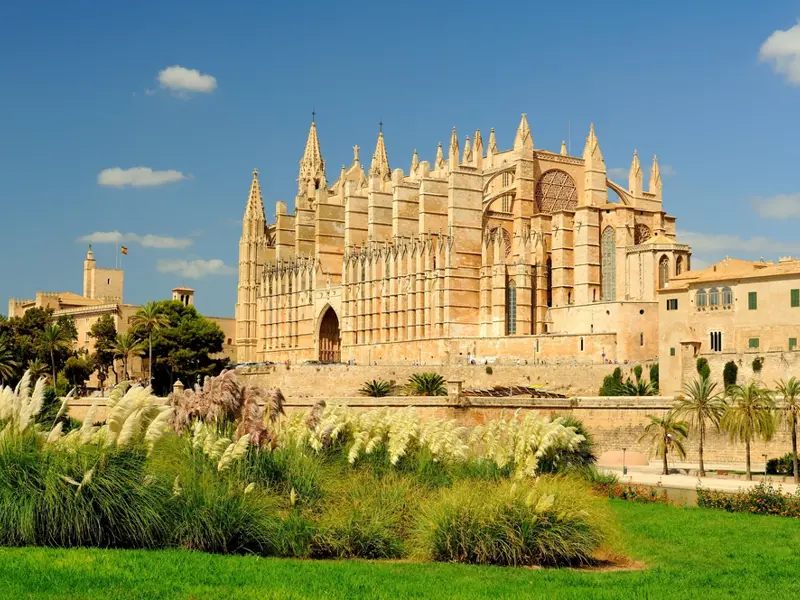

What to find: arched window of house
left=601, top=226, right=616, bottom=301
left=722, top=286, right=733, bottom=307
left=658, top=255, right=670, bottom=289
left=696, top=288, right=707, bottom=308
left=506, top=279, right=517, bottom=335
left=676, top=255, right=684, bottom=276
left=546, top=257, right=553, bottom=307
left=709, top=287, right=720, bottom=307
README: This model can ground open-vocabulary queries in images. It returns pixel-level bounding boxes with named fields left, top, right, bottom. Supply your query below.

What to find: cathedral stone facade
left=235, top=115, right=691, bottom=365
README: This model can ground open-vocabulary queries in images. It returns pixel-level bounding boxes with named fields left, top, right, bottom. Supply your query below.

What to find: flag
left=120, top=246, right=128, bottom=255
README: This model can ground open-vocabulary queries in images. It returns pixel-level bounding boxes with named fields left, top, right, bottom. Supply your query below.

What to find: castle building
left=236, top=115, right=691, bottom=365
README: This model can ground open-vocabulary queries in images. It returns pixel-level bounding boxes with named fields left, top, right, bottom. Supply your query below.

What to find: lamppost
left=622, top=447, right=627, bottom=476
left=762, top=454, right=768, bottom=483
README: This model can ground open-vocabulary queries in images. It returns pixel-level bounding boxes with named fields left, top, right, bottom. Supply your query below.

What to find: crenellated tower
left=236, top=169, right=268, bottom=363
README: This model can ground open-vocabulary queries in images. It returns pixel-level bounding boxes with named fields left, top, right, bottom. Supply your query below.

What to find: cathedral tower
left=236, top=169, right=267, bottom=363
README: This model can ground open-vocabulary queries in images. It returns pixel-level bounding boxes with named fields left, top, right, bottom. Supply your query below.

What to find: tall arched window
left=722, top=286, right=733, bottom=307
left=658, top=255, right=670, bottom=289
left=675, top=255, right=684, bottom=276
left=601, top=226, right=616, bottom=301
left=546, top=257, right=553, bottom=307
left=506, top=279, right=517, bottom=335
left=709, top=287, right=720, bottom=307
left=696, top=288, right=707, bottom=308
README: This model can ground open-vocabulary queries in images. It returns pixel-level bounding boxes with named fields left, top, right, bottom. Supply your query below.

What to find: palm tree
left=27, top=358, right=49, bottom=382
left=673, top=377, right=725, bottom=477
left=775, top=377, right=800, bottom=484
left=0, top=341, right=17, bottom=385
left=41, top=323, right=71, bottom=386
left=639, top=413, right=689, bottom=475
left=130, top=302, right=169, bottom=386
left=111, top=332, right=145, bottom=381
left=721, top=381, right=777, bottom=480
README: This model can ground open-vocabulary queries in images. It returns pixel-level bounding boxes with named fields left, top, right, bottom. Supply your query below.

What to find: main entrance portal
left=318, top=307, right=341, bottom=363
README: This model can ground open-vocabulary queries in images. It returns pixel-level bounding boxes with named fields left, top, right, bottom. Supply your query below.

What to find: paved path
left=601, top=466, right=799, bottom=494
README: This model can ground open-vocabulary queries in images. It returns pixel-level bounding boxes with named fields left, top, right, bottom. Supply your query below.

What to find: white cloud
left=759, top=22, right=800, bottom=85
left=678, top=230, right=800, bottom=256
left=157, top=65, right=217, bottom=94
left=78, top=231, right=192, bottom=249
left=608, top=167, right=628, bottom=180
left=660, top=165, right=677, bottom=177
left=607, top=165, right=676, bottom=181
left=98, top=167, right=189, bottom=188
left=156, top=258, right=236, bottom=279
left=752, top=193, right=800, bottom=219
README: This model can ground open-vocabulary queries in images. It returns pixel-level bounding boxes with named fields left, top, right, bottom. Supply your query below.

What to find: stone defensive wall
left=68, top=393, right=793, bottom=467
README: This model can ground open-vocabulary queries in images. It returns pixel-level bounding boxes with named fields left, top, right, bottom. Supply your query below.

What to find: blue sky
left=2, top=1, right=800, bottom=318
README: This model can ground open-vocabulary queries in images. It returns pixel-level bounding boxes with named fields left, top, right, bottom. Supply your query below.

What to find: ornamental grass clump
left=415, top=477, right=615, bottom=567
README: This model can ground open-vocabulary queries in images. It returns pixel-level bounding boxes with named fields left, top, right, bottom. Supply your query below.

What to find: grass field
left=2, top=500, right=799, bottom=600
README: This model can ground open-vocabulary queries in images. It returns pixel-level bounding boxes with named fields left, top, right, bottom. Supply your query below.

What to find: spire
left=244, top=168, right=265, bottom=220
left=435, top=141, right=445, bottom=171
left=370, top=130, right=391, bottom=180
left=410, top=149, right=419, bottom=175
left=298, top=120, right=325, bottom=196
left=462, top=135, right=473, bottom=165
left=486, top=127, right=498, bottom=167
left=514, top=113, right=533, bottom=150
left=629, top=149, right=643, bottom=196
left=86, top=245, right=94, bottom=260
left=582, top=124, right=607, bottom=206
left=649, top=155, right=663, bottom=198
left=448, top=127, right=459, bottom=169
left=560, top=141, right=567, bottom=156
left=474, top=129, right=483, bottom=168
left=582, top=123, right=604, bottom=165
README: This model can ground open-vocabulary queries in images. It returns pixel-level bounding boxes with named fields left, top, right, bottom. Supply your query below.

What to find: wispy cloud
left=157, top=65, right=217, bottom=94
left=678, top=230, right=800, bottom=256
left=660, top=165, right=677, bottom=177
left=752, top=193, right=800, bottom=219
left=608, top=167, right=628, bottom=180
left=98, top=167, right=189, bottom=188
left=607, top=165, right=676, bottom=181
left=78, top=231, right=192, bottom=249
left=759, top=22, right=800, bottom=85
left=156, top=258, right=236, bottom=279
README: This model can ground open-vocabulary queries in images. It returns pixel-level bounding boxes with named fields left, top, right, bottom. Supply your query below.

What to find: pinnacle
left=244, top=168, right=265, bottom=219
left=514, top=113, right=533, bottom=150
left=370, top=130, right=390, bottom=179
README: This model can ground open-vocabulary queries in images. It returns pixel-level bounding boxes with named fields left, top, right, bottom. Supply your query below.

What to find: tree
left=112, top=332, right=145, bottom=380
left=639, top=413, right=689, bottom=475
left=634, top=364, right=643, bottom=381
left=41, top=323, right=71, bottom=386
left=130, top=302, right=169, bottom=386
left=89, top=314, right=117, bottom=388
left=723, top=361, right=738, bottom=390
left=26, top=359, right=48, bottom=382
left=775, top=377, right=800, bottom=484
left=64, top=355, right=95, bottom=393
left=721, top=381, right=776, bottom=480
left=696, top=357, right=711, bottom=380
left=673, top=377, right=725, bottom=477
left=0, top=340, right=18, bottom=385
left=649, top=363, right=660, bottom=393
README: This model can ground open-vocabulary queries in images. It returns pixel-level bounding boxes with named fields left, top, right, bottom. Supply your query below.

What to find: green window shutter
left=670, top=347, right=675, bottom=356
left=748, top=337, right=759, bottom=349
left=792, top=289, right=799, bottom=308
left=791, top=338, right=797, bottom=351
left=748, top=291, right=757, bottom=310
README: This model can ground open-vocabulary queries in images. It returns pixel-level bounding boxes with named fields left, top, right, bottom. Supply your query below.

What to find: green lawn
left=2, top=501, right=799, bottom=600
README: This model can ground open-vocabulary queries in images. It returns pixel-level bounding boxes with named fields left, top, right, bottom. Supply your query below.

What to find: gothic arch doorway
left=318, top=306, right=341, bottom=363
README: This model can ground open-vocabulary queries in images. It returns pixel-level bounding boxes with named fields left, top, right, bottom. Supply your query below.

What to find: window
left=361, top=261, right=366, bottom=281
left=658, top=255, right=670, bottom=289
left=640, top=332, right=644, bottom=346
left=710, top=331, right=722, bottom=352
left=792, top=289, right=800, bottom=308
left=675, top=255, right=684, bottom=276
left=748, top=337, right=759, bottom=349
left=506, top=280, right=517, bottom=335
left=722, top=287, right=733, bottom=306
left=601, top=226, right=616, bottom=301
left=546, top=258, right=552, bottom=307
left=580, top=337, right=584, bottom=351
left=696, top=289, right=707, bottom=308
left=666, top=298, right=678, bottom=311
left=502, top=195, right=512, bottom=212
left=709, top=287, right=720, bottom=308
left=748, top=291, right=757, bottom=310
left=670, top=347, right=676, bottom=356
left=790, top=338, right=798, bottom=351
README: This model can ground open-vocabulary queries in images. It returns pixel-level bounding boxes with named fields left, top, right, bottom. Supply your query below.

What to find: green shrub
left=359, top=380, right=394, bottom=397
left=485, top=365, right=493, bottom=375
left=415, top=478, right=614, bottom=566
left=696, top=358, right=711, bottom=379
left=766, top=453, right=795, bottom=475
left=406, top=373, right=447, bottom=396
left=599, top=367, right=624, bottom=396
left=241, top=446, right=325, bottom=506
left=649, top=363, right=659, bottom=392
left=311, top=474, right=415, bottom=559
left=538, top=415, right=596, bottom=474
left=752, top=357, right=764, bottom=374
left=697, top=482, right=800, bottom=518
left=723, top=361, right=738, bottom=389
left=590, top=479, right=670, bottom=505
left=634, top=365, right=643, bottom=381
